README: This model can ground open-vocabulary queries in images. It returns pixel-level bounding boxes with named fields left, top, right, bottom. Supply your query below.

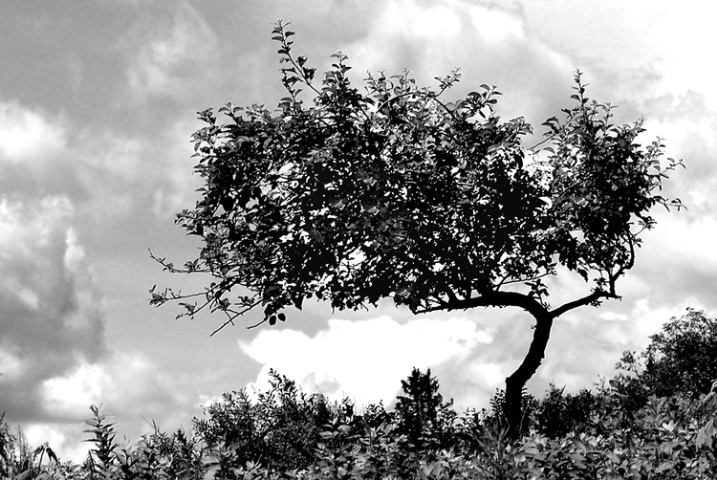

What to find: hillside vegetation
left=3, top=309, right=717, bottom=479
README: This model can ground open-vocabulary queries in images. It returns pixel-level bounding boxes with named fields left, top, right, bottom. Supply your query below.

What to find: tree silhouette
left=395, top=368, right=454, bottom=451
left=152, top=22, right=683, bottom=436
left=619, top=308, right=717, bottom=398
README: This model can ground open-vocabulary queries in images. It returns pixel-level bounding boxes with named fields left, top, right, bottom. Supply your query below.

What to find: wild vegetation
left=4, top=309, right=717, bottom=479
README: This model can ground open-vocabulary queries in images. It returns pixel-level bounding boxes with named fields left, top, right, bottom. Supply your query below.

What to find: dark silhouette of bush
left=8, top=354, right=717, bottom=479
left=532, top=385, right=596, bottom=438
left=394, top=368, right=457, bottom=452
left=193, top=369, right=333, bottom=472
left=620, top=308, right=717, bottom=398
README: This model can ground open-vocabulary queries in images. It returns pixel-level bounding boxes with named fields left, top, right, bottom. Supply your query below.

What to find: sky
left=0, top=0, right=716, bottom=463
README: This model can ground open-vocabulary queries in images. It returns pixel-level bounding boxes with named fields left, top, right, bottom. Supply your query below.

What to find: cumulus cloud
left=0, top=197, right=106, bottom=423
left=0, top=102, right=88, bottom=202
left=0, top=99, right=200, bottom=224
left=341, top=0, right=575, bottom=132
left=18, top=350, right=197, bottom=464
left=41, top=351, right=192, bottom=426
left=240, top=316, right=494, bottom=409
left=70, top=124, right=201, bottom=222
left=0, top=102, right=66, bottom=161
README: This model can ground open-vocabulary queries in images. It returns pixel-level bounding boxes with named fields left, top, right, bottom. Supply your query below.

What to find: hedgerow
left=2, top=372, right=717, bottom=479
left=5, top=311, right=717, bottom=479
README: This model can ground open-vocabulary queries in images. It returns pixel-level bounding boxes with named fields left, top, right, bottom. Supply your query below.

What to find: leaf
left=46, top=446, right=58, bottom=463
left=571, top=437, right=587, bottom=454
left=697, top=418, right=716, bottom=448
left=577, top=268, right=589, bottom=282
left=203, top=465, right=220, bottom=480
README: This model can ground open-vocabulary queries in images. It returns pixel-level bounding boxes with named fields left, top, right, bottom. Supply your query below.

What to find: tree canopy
left=152, top=22, right=682, bottom=434
left=619, top=309, right=717, bottom=398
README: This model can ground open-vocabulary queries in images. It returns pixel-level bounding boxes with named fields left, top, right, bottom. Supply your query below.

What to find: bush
left=533, top=385, right=596, bottom=438
left=9, top=317, right=717, bottom=479
left=618, top=309, right=717, bottom=399
left=193, top=369, right=334, bottom=472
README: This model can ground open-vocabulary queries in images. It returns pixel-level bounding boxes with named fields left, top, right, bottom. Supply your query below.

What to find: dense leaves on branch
left=151, top=21, right=682, bottom=332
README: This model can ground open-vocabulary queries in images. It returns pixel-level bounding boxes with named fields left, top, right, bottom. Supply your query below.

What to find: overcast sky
left=1, top=0, right=716, bottom=463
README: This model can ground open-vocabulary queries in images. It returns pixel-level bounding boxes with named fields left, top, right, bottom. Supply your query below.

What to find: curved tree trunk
left=421, top=289, right=610, bottom=438
left=504, top=310, right=554, bottom=438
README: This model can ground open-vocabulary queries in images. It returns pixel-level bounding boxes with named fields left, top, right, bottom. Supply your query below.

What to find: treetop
left=151, top=21, right=683, bottom=333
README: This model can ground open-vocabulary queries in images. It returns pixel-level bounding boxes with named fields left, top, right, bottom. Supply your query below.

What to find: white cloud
left=42, top=363, right=108, bottom=417
left=341, top=0, right=575, bottom=132
left=23, top=423, right=89, bottom=464
left=642, top=2, right=717, bottom=111
left=0, top=101, right=87, bottom=202
left=535, top=296, right=696, bottom=396
left=631, top=213, right=717, bottom=311
left=383, top=0, right=463, bottom=39
left=469, top=4, right=525, bottom=41
left=35, top=350, right=197, bottom=463
left=240, top=316, right=492, bottom=408
left=0, top=102, right=66, bottom=162
left=40, top=352, right=183, bottom=420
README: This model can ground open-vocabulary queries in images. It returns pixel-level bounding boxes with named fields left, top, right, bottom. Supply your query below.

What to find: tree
left=152, top=22, right=683, bottom=436
left=619, top=308, right=717, bottom=398
left=394, top=368, right=455, bottom=452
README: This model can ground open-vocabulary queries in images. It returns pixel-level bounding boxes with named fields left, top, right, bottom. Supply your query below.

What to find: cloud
left=339, top=0, right=575, bottom=132
left=0, top=96, right=201, bottom=245
left=0, top=101, right=88, bottom=202
left=2, top=0, right=716, bottom=466
left=240, top=316, right=493, bottom=409
left=20, top=350, right=198, bottom=464
left=0, top=102, right=66, bottom=161
left=40, top=352, right=190, bottom=425
left=468, top=3, right=525, bottom=42
left=123, top=2, right=219, bottom=103
left=0, top=196, right=106, bottom=424
left=634, top=214, right=717, bottom=311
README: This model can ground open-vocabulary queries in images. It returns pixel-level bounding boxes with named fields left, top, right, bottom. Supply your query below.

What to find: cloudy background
left=0, top=0, right=715, bottom=462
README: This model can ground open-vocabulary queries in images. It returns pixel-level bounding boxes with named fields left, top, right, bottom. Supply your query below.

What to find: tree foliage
left=620, top=308, right=717, bottom=398
left=153, top=21, right=681, bottom=329
left=152, top=21, right=682, bottom=434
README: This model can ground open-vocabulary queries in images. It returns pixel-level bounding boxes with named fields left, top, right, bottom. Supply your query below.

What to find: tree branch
left=551, top=289, right=617, bottom=318
left=417, top=290, right=548, bottom=320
